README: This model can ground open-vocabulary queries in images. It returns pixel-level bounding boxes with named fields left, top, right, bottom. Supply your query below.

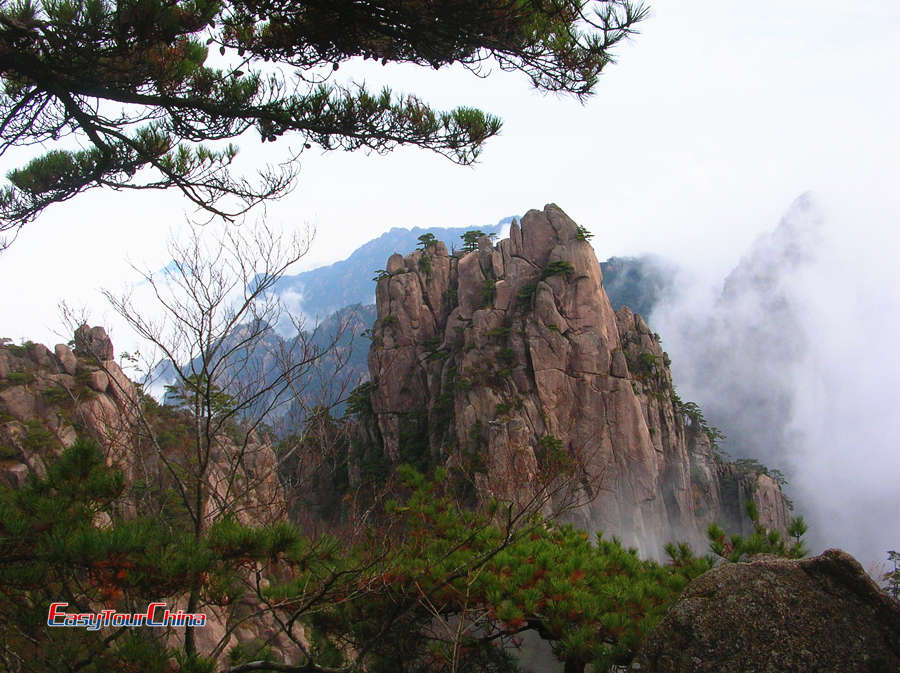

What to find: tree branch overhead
left=0, top=0, right=646, bottom=246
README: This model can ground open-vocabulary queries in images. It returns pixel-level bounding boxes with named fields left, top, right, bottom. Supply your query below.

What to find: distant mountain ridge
left=259, top=220, right=675, bottom=423
left=274, top=217, right=515, bottom=319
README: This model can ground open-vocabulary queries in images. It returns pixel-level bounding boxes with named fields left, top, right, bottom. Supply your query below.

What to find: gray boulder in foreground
left=635, top=549, right=900, bottom=673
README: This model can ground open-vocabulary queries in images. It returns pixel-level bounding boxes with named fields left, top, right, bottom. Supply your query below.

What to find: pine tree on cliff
left=0, top=0, right=647, bottom=246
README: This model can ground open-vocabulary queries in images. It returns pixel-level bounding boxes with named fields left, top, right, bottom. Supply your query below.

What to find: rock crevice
left=361, top=204, right=791, bottom=553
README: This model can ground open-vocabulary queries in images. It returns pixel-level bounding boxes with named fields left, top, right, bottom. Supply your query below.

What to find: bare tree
left=100, top=220, right=360, bottom=657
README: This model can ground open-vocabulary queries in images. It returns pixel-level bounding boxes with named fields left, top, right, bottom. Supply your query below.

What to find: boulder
left=635, top=549, right=900, bottom=672
left=29, top=343, right=55, bottom=368
left=73, top=324, right=114, bottom=361
left=1, top=461, right=28, bottom=488
left=0, top=386, right=36, bottom=420
left=87, top=369, right=110, bottom=393
left=54, top=344, right=77, bottom=375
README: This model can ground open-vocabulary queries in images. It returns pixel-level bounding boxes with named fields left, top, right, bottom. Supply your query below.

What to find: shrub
left=460, top=230, right=486, bottom=253
left=23, top=420, right=55, bottom=451
left=40, top=387, right=71, bottom=405
left=540, top=260, right=575, bottom=281
left=638, top=352, right=657, bottom=372
left=708, top=503, right=808, bottom=561
left=0, top=445, right=19, bottom=460
left=416, top=233, right=438, bottom=249
left=883, top=550, right=900, bottom=600
left=5, top=342, right=33, bottom=358
left=516, top=282, right=537, bottom=306
left=481, top=278, right=496, bottom=307
left=346, top=381, right=376, bottom=418
left=6, top=370, right=34, bottom=386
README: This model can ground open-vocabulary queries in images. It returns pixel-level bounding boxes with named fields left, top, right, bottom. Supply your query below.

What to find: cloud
left=652, top=192, right=900, bottom=567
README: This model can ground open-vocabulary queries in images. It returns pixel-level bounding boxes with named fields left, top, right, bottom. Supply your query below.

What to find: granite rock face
left=0, top=328, right=295, bottom=663
left=362, top=204, right=790, bottom=553
left=74, top=324, right=115, bottom=361
left=635, top=549, right=900, bottom=672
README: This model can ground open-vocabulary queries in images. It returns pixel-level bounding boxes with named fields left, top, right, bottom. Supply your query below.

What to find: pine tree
left=460, top=230, right=487, bottom=253
left=297, top=466, right=713, bottom=673
left=707, top=501, right=808, bottom=562
left=0, top=0, right=648, bottom=246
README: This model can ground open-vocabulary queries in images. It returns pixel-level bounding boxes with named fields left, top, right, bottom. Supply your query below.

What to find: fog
left=650, top=190, right=900, bottom=568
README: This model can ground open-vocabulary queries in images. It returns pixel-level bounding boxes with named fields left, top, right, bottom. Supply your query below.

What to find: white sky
left=1, top=1, right=899, bottom=565
left=2, top=0, right=899, bottom=347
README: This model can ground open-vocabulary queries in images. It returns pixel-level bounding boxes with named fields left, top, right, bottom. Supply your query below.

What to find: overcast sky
left=2, top=1, right=898, bottom=346
left=1, top=1, right=898, bottom=566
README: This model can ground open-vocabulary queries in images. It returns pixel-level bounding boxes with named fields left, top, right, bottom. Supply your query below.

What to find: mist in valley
left=649, top=191, right=900, bottom=568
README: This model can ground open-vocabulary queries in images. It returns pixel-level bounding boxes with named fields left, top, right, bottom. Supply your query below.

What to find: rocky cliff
left=0, top=326, right=297, bottom=662
left=0, top=326, right=284, bottom=524
left=360, top=204, right=789, bottom=554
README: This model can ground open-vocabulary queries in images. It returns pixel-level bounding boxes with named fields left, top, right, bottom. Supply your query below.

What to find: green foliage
left=419, top=251, right=433, bottom=275
left=444, top=286, right=459, bottom=305
left=174, top=651, right=217, bottom=673
left=39, top=386, right=71, bottom=405
left=4, top=341, right=33, bottom=357
left=707, top=507, right=808, bottom=562
left=787, top=515, right=808, bottom=545
left=485, top=325, right=511, bottom=340
left=482, top=278, right=497, bottom=307
left=461, top=230, right=487, bottom=253
left=536, top=434, right=570, bottom=470
left=883, top=550, right=900, bottom=600
left=22, top=419, right=56, bottom=451
left=346, top=380, right=376, bottom=418
left=638, top=351, right=657, bottom=372
left=397, top=412, right=433, bottom=474
left=516, top=282, right=537, bottom=307
left=676, top=398, right=727, bottom=455
left=0, top=0, right=649, bottom=234
left=373, top=268, right=392, bottom=281
left=5, top=369, right=34, bottom=386
left=73, top=367, right=98, bottom=395
left=2, top=435, right=718, bottom=672
left=311, top=469, right=713, bottom=673
left=540, top=260, right=575, bottom=281
left=575, top=224, right=594, bottom=241
left=165, top=373, right=237, bottom=421
left=423, top=335, right=443, bottom=352
left=733, top=457, right=789, bottom=487
left=417, top=233, right=438, bottom=249
left=0, top=437, right=324, bottom=671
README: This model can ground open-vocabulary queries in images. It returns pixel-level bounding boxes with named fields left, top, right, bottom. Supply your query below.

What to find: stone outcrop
left=635, top=549, right=900, bottom=672
left=360, top=204, right=791, bottom=553
left=0, top=327, right=295, bottom=664
left=0, top=328, right=284, bottom=522
left=74, top=324, right=115, bottom=361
